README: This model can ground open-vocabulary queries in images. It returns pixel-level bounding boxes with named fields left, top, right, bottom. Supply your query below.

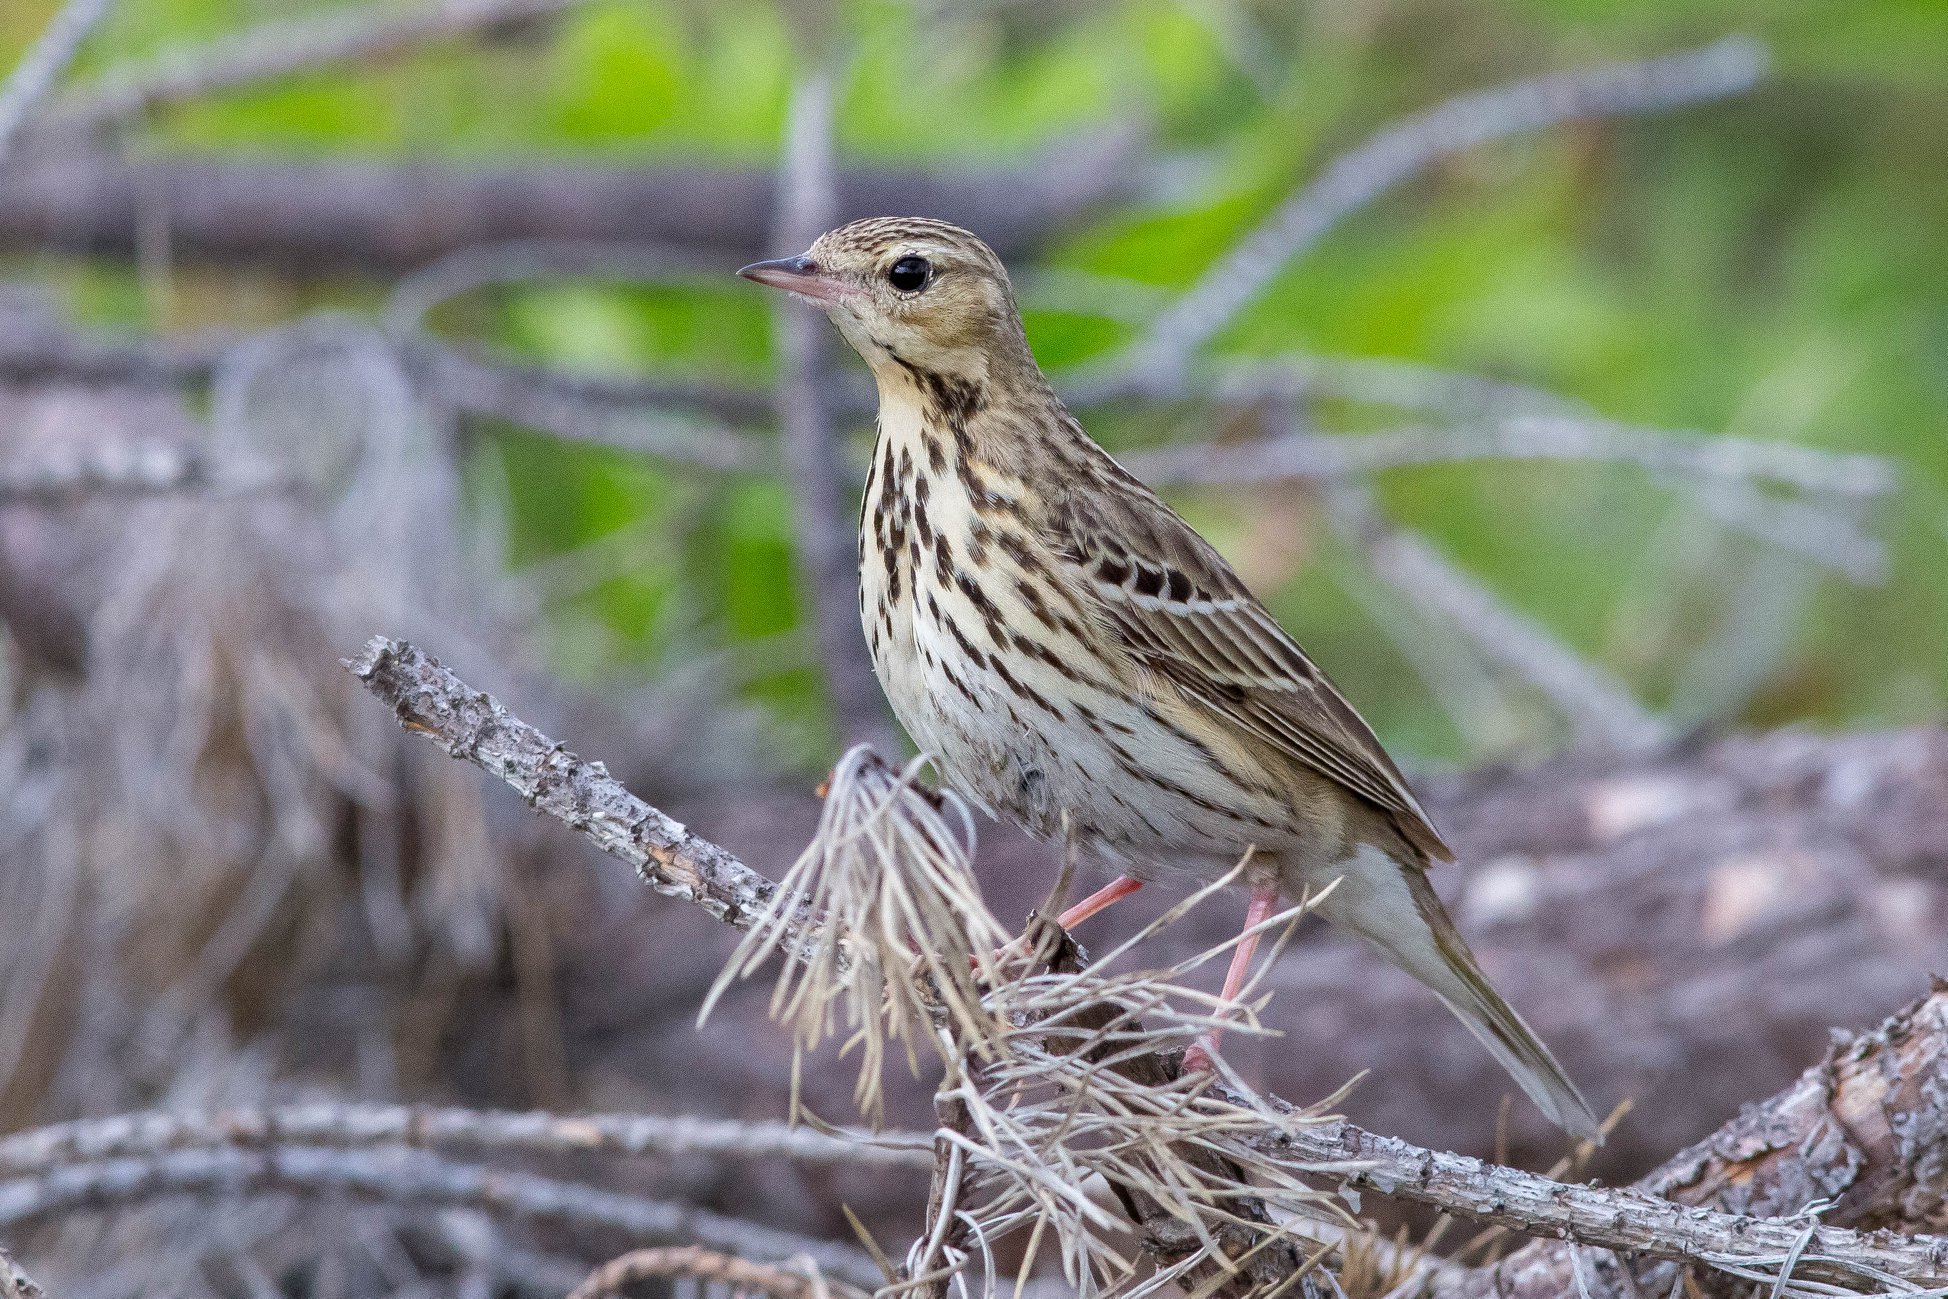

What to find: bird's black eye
left=886, top=255, right=932, bottom=293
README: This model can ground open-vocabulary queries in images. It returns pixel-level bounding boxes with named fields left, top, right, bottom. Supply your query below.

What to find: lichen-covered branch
left=347, top=636, right=1948, bottom=1294
left=347, top=637, right=787, bottom=937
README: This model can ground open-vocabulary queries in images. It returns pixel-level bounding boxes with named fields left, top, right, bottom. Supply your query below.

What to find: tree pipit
left=741, top=219, right=1599, bottom=1138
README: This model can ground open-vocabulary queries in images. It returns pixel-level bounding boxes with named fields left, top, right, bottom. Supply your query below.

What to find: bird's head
left=738, top=217, right=1033, bottom=389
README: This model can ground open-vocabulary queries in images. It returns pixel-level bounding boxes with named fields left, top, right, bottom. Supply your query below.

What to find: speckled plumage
left=742, top=217, right=1599, bottom=1138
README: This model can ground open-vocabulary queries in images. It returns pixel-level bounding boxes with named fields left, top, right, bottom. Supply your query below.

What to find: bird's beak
left=736, top=254, right=848, bottom=305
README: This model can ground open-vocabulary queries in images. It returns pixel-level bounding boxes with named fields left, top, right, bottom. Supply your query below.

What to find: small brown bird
left=740, top=218, right=1599, bottom=1138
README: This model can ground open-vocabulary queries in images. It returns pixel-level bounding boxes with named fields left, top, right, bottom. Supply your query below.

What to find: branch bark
left=346, top=636, right=1948, bottom=1295
left=1446, top=984, right=1948, bottom=1299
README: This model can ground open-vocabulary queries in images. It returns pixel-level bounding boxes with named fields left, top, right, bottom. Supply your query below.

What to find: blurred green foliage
left=8, top=0, right=1945, bottom=769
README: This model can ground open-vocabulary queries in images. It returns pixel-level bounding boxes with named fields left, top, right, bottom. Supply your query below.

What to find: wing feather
left=1051, top=472, right=1452, bottom=863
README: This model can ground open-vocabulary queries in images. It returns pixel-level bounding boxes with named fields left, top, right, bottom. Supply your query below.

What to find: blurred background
left=0, top=0, right=1944, bottom=1295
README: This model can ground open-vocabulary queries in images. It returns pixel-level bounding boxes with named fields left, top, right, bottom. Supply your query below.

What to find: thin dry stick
left=0, top=1145, right=877, bottom=1282
left=383, top=238, right=721, bottom=336
left=571, top=1245, right=862, bottom=1299
left=1325, top=483, right=1667, bottom=752
left=346, top=637, right=1948, bottom=1293
left=1117, top=36, right=1767, bottom=376
left=0, top=137, right=1146, bottom=271
left=0, top=1103, right=933, bottom=1181
left=1129, top=415, right=1895, bottom=502
left=0, top=0, right=118, bottom=166
left=45, top=0, right=591, bottom=136
left=0, top=1245, right=42, bottom=1299
left=0, top=441, right=291, bottom=505
left=770, top=70, right=893, bottom=745
left=1105, top=358, right=1893, bottom=582
left=415, top=337, right=770, bottom=470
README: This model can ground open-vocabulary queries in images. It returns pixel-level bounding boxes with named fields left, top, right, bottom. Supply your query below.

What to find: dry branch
left=1325, top=484, right=1667, bottom=752
left=1118, top=37, right=1767, bottom=376
left=412, top=336, right=771, bottom=469
left=44, top=0, right=591, bottom=137
left=348, top=639, right=787, bottom=935
left=0, top=307, right=775, bottom=469
left=0, top=439, right=288, bottom=504
left=769, top=72, right=893, bottom=745
left=0, top=1146, right=877, bottom=1281
left=346, top=636, right=1948, bottom=1295
left=0, top=0, right=115, bottom=167
left=1128, top=415, right=1896, bottom=502
left=1030, top=927, right=1333, bottom=1299
left=1447, top=984, right=1948, bottom=1299
left=0, top=1103, right=933, bottom=1181
left=0, top=135, right=1145, bottom=273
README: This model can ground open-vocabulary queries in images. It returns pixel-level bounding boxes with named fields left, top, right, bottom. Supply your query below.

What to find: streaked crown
left=797, top=217, right=1033, bottom=383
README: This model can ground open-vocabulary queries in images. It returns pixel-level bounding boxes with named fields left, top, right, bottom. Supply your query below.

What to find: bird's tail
left=1313, top=847, right=1602, bottom=1141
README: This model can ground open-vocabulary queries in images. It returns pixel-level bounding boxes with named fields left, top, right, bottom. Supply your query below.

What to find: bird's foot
left=1180, top=1033, right=1222, bottom=1076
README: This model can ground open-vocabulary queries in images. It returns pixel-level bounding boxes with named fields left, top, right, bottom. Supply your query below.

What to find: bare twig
left=0, top=306, right=228, bottom=388
left=383, top=239, right=721, bottom=336
left=1129, top=415, right=1895, bottom=501
left=0, top=440, right=290, bottom=505
left=0, top=1245, right=42, bottom=1299
left=0, top=299, right=834, bottom=427
left=0, top=305, right=776, bottom=468
left=1117, top=36, right=1768, bottom=376
left=347, top=637, right=1948, bottom=1293
left=0, top=0, right=117, bottom=167
left=45, top=0, right=591, bottom=137
left=1129, top=414, right=1892, bottom=582
left=0, top=1146, right=878, bottom=1281
left=0, top=1103, right=933, bottom=1181
left=413, top=336, right=770, bottom=470
left=769, top=71, right=891, bottom=744
left=571, top=1245, right=865, bottom=1299
left=1326, top=483, right=1668, bottom=752
left=0, top=136, right=1146, bottom=271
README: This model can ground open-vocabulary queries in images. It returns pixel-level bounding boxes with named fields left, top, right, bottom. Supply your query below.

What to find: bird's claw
left=1181, top=1034, right=1221, bottom=1075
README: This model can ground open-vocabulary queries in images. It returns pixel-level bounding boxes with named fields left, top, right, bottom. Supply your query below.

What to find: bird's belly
left=864, top=581, right=1298, bottom=879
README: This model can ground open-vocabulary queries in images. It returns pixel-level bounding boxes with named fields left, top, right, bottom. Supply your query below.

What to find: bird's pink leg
left=1056, top=875, right=1144, bottom=930
left=1181, top=879, right=1282, bottom=1074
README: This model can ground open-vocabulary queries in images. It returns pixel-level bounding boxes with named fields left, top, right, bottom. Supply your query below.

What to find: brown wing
left=1049, top=461, right=1453, bottom=863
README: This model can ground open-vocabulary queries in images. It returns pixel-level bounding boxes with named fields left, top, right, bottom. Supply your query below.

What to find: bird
left=738, top=217, right=1600, bottom=1139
